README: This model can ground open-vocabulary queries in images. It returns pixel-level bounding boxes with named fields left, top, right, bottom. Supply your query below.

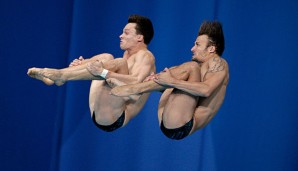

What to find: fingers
left=144, top=72, right=157, bottom=82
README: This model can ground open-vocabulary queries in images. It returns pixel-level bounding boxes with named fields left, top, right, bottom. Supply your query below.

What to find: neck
left=203, top=53, right=219, bottom=63
left=126, top=43, right=147, bottom=57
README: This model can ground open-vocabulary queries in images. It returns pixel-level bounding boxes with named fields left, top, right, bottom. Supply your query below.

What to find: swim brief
left=160, top=118, right=194, bottom=140
left=92, top=111, right=125, bottom=132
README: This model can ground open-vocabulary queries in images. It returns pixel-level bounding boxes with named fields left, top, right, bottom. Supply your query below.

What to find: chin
left=191, top=56, right=198, bottom=61
left=192, top=58, right=201, bottom=63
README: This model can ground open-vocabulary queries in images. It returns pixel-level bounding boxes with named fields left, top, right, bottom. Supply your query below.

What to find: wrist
left=100, top=69, right=109, bottom=79
left=169, top=78, right=178, bottom=87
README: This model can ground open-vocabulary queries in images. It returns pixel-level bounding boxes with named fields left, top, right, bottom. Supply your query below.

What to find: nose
left=119, top=33, right=123, bottom=39
left=191, top=46, right=195, bottom=52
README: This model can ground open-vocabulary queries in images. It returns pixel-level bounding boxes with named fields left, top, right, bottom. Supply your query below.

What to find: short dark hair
left=128, top=14, right=154, bottom=45
left=198, top=21, right=225, bottom=56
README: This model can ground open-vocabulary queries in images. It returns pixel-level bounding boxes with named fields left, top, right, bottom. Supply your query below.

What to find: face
left=191, top=35, right=212, bottom=62
left=119, top=23, right=140, bottom=50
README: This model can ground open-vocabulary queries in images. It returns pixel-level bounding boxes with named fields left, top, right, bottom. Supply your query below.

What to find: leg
left=159, top=62, right=201, bottom=127
left=89, top=58, right=142, bottom=131
left=157, top=62, right=201, bottom=139
left=123, top=93, right=150, bottom=126
left=190, top=106, right=213, bottom=134
left=27, top=53, right=125, bottom=86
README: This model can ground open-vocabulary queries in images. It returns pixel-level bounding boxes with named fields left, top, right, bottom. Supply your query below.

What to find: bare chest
left=126, top=56, right=136, bottom=73
left=200, top=64, right=209, bottom=81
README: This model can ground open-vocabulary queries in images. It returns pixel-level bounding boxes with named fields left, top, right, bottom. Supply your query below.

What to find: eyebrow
left=123, top=28, right=132, bottom=32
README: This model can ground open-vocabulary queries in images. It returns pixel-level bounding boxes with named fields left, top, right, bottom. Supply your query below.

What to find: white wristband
left=100, top=69, right=109, bottom=79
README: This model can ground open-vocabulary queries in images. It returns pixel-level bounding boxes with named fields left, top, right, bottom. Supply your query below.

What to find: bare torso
left=199, top=58, right=229, bottom=114
left=90, top=49, right=155, bottom=126
left=157, top=57, right=229, bottom=131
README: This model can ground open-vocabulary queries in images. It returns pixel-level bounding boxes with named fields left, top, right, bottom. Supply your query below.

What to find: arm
left=161, top=70, right=226, bottom=97
left=155, top=57, right=227, bottom=97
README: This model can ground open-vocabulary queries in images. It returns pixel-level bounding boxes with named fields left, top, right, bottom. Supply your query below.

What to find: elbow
left=200, top=88, right=212, bottom=97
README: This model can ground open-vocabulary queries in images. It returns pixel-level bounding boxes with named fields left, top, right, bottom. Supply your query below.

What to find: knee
left=113, top=58, right=126, bottom=64
left=94, top=53, right=114, bottom=62
left=174, top=61, right=200, bottom=80
left=185, top=61, right=201, bottom=72
left=113, top=58, right=128, bottom=69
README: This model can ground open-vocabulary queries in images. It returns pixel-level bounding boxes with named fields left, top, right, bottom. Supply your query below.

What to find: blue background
left=1, top=0, right=298, bottom=171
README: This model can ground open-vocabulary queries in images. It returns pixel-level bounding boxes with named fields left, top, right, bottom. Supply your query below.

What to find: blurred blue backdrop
left=1, top=0, right=298, bottom=171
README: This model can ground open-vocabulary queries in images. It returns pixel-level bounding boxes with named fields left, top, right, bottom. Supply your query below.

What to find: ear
left=208, top=45, right=216, bottom=53
left=137, top=34, right=144, bottom=42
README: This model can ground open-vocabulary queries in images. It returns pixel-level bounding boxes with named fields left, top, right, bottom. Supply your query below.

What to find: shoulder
left=135, top=49, right=155, bottom=62
left=207, top=56, right=228, bottom=73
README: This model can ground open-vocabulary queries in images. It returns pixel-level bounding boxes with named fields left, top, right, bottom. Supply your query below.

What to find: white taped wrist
left=100, top=69, right=109, bottom=79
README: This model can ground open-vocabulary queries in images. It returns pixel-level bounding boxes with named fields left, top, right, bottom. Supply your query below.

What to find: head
left=119, top=15, right=154, bottom=50
left=191, top=21, right=225, bottom=62
left=128, top=14, right=154, bottom=45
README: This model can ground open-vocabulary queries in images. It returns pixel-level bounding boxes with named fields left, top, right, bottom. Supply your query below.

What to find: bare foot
left=86, top=60, right=104, bottom=77
left=27, top=68, right=54, bottom=85
left=111, top=84, right=138, bottom=97
left=27, top=68, right=65, bottom=86
left=111, top=81, right=160, bottom=97
left=42, top=68, right=66, bottom=86
left=106, top=78, right=126, bottom=88
left=108, top=80, right=140, bottom=101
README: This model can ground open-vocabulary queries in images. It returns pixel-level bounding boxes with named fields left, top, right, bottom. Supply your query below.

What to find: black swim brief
left=92, top=111, right=125, bottom=132
left=160, top=118, right=194, bottom=140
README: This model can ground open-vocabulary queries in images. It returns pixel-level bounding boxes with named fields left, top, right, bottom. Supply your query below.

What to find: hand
left=69, top=56, right=84, bottom=67
left=143, top=72, right=157, bottom=82
left=154, top=68, right=175, bottom=86
left=86, top=60, right=104, bottom=77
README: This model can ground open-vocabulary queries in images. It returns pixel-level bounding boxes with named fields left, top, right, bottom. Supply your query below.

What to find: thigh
left=157, top=89, right=173, bottom=124
left=124, top=93, right=150, bottom=126
left=190, top=106, right=213, bottom=134
left=161, top=89, right=199, bottom=128
left=160, top=62, right=201, bottom=128
left=93, top=53, right=114, bottom=62
left=169, top=61, right=201, bottom=81
left=89, top=80, right=127, bottom=125
left=102, top=58, right=129, bottom=74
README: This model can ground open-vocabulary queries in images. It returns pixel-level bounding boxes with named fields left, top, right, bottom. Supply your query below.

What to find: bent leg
left=188, top=105, right=217, bottom=136
left=157, top=62, right=201, bottom=139
left=27, top=53, right=124, bottom=86
left=89, top=58, right=138, bottom=131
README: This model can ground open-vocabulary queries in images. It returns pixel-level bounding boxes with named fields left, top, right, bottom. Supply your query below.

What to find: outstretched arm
left=110, top=63, right=187, bottom=97
left=111, top=79, right=164, bottom=97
